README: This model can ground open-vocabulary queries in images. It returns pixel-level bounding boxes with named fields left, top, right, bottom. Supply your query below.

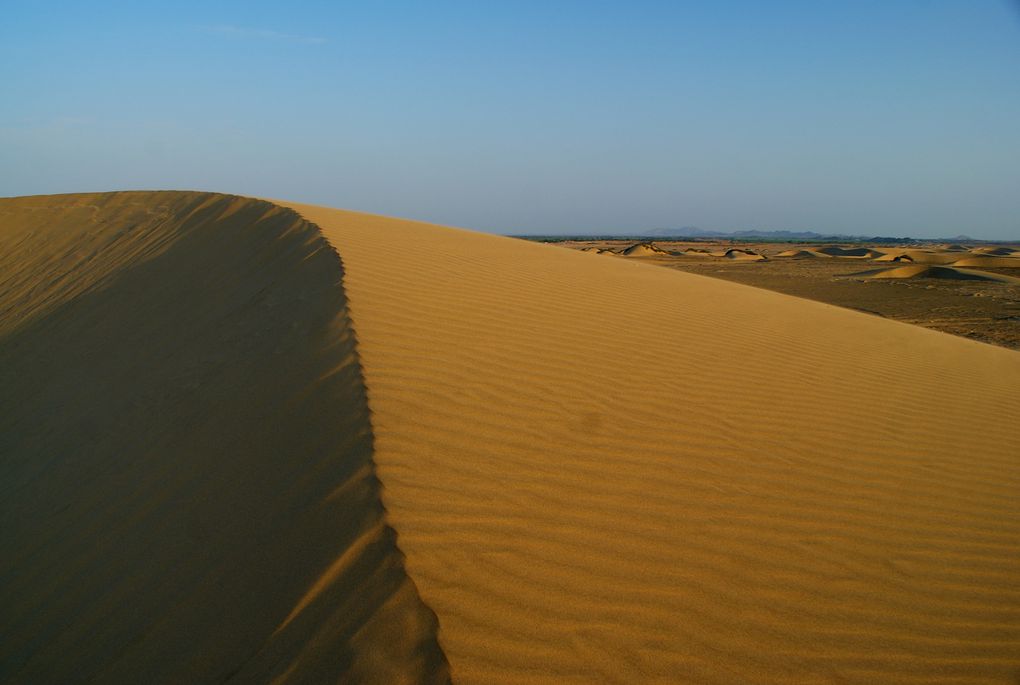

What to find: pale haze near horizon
left=2, top=1, right=1019, bottom=239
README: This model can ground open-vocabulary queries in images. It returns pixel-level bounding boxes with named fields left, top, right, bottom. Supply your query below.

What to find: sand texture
left=0, top=192, right=448, bottom=684
left=279, top=200, right=1020, bottom=684
left=4, top=191, right=1020, bottom=684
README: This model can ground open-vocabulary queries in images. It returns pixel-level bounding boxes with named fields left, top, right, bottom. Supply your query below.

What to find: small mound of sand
left=857, top=264, right=1019, bottom=282
left=873, top=253, right=915, bottom=263
left=874, top=250, right=959, bottom=265
left=951, top=256, right=1020, bottom=268
left=720, top=248, right=767, bottom=261
left=621, top=242, right=670, bottom=257
left=775, top=249, right=823, bottom=259
left=970, top=246, right=1018, bottom=256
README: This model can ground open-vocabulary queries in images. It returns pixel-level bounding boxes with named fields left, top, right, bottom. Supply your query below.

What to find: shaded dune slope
left=281, top=200, right=1020, bottom=685
left=813, top=246, right=883, bottom=258
left=0, top=192, right=449, bottom=684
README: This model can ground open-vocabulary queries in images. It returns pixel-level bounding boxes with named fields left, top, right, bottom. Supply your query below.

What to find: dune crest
left=281, top=199, right=1020, bottom=684
left=0, top=192, right=449, bottom=684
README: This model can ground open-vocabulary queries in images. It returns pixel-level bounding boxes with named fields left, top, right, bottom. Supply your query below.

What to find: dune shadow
left=0, top=192, right=449, bottom=684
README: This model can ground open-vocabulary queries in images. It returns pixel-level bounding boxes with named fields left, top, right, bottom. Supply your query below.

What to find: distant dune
left=620, top=242, right=670, bottom=257
left=856, top=264, right=1020, bottom=283
left=718, top=247, right=766, bottom=260
left=971, top=246, right=1019, bottom=256
left=873, top=252, right=915, bottom=262
left=775, top=249, right=824, bottom=258
left=951, top=256, right=1020, bottom=269
left=873, top=250, right=962, bottom=265
left=4, top=191, right=1020, bottom=684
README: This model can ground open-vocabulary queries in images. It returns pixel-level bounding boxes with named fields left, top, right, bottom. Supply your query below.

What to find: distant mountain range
left=645, top=227, right=845, bottom=239
left=642, top=227, right=978, bottom=242
left=517, top=228, right=983, bottom=243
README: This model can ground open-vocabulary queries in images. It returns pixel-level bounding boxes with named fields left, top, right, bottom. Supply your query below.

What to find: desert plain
left=2, top=191, right=1020, bottom=684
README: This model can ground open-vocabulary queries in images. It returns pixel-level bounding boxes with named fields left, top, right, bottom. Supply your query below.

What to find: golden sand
left=281, top=199, right=1020, bottom=684
left=3, top=191, right=1019, bottom=684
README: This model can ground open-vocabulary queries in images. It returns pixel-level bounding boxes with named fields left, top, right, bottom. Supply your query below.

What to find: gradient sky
left=2, top=1, right=1019, bottom=238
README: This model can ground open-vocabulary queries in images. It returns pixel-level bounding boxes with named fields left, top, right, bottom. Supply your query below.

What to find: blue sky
left=2, top=1, right=1019, bottom=238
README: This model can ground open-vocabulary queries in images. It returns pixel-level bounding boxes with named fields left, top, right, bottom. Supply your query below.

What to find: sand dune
left=874, top=250, right=965, bottom=265
left=0, top=192, right=448, bottom=684
left=855, top=264, right=1020, bottom=283
left=719, top=248, right=766, bottom=260
left=280, top=199, right=1020, bottom=684
left=951, top=256, right=1020, bottom=269
left=620, top=242, right=670, bottom=257
left=5, top=191, right=1020, bottom=684
left=873, top=252, right=914, bottom=262
left=971, top=246, right=1019, bottom=256
left=775, top=249, right=824, bottom=258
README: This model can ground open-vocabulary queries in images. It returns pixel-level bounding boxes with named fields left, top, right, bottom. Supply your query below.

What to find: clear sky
left=2, top=1, right=1019, bottom=238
